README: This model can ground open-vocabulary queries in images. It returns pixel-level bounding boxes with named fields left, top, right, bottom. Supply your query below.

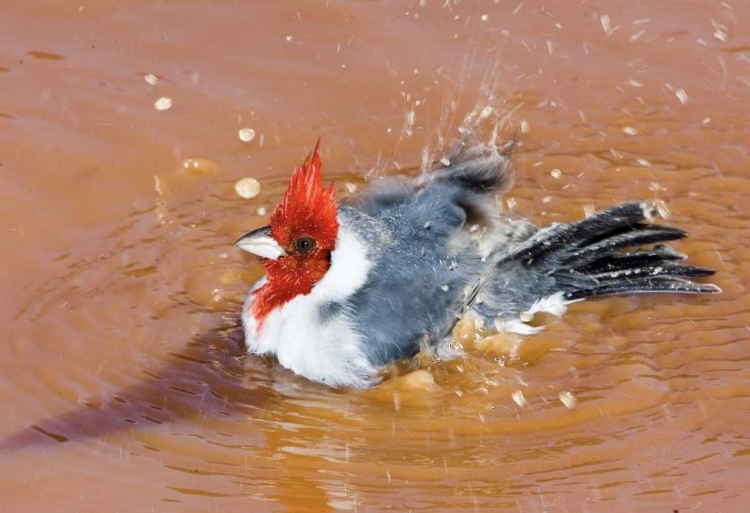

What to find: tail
left=499, top=202, right=721, bottom=299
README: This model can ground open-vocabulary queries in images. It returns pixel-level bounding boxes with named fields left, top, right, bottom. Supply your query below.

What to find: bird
left=235, top=138, right=720, bottom=388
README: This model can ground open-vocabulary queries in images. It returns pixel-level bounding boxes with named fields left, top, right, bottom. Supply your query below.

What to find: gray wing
left=337, top=139, right=515, bottom=365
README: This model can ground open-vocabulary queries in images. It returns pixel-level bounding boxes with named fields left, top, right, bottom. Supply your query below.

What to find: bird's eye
left=293, top=236, right=316, bottom=254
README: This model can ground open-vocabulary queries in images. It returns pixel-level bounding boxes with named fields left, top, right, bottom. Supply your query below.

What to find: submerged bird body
left=236, top=139, right=719, bottom=387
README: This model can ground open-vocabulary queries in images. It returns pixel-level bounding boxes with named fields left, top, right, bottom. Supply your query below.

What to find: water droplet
left=235, top=177, right=261, bottom=199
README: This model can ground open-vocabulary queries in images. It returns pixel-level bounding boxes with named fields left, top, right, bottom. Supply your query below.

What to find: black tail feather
left=560, top=225, right=689, bottom=268
left=502, top=202, right=721, bottom=299
left=506, top=203, right=655, bottom=265
left=576, top=244, right=686, bottom=274
left=565, top=276, right=721, bottom=300
left=589, top=261, right=716, bottom=281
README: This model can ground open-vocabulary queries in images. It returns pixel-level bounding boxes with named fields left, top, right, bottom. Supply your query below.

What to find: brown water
left=2, top=1, right=748, bottom=511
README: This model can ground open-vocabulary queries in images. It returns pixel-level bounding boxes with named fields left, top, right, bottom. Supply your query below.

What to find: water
left=2, top=1, right=748, bottom=511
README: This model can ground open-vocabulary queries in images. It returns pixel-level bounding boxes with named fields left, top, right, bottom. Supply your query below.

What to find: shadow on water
left=0, top=171, right=350, bottom=508
left=2, top=317, right=341, bottom=509
left=0, top=321, right=273, bottom=450
left=0, top=171, right=288, bottom=450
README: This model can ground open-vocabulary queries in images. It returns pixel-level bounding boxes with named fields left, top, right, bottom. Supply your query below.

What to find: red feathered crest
left=269, top=140, right=339, bottom=251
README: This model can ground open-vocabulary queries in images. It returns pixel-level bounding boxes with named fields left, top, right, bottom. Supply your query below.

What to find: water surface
left=1, top=1, right=748, bottom=511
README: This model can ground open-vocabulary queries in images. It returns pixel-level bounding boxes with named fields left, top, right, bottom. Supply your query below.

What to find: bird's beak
left=235, top=226, right=287, bottom=260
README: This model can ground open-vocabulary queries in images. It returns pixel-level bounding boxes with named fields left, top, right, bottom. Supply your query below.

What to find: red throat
left=250, top=140, right=339, bottom=326
left=251, top=254, right=332, bottom=324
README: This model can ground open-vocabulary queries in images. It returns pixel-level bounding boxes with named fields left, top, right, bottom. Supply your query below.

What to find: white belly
left=242, top=290, right=377, bottom=387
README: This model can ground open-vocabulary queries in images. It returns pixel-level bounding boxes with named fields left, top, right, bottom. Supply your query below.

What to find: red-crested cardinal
left=235, top=139, right=720, bottom=387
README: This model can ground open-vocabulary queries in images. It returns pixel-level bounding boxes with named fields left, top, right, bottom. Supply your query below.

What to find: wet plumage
left=235, top=138, right=720, bottom=387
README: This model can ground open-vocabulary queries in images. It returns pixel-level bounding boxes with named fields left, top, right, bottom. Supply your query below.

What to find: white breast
left=242, top=224, right=377, bottom=387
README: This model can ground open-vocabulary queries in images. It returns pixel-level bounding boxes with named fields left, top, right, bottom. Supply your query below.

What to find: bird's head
left=235, top=140, right=339, bottom=325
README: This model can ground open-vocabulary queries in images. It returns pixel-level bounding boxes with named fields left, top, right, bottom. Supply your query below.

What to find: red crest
left=251, top=140, right=339, bottom=326
left=269, top=139, right=338, bottom=251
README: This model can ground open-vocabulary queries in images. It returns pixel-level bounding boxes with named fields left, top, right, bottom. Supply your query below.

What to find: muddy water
left=1, top=1, right=748, bottom=511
